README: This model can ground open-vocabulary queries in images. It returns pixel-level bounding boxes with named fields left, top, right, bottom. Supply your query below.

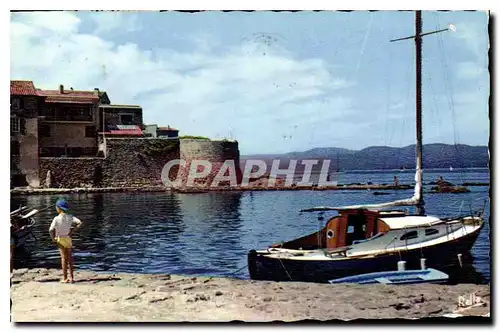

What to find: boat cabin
left=271, top=209, right=408, bottom=250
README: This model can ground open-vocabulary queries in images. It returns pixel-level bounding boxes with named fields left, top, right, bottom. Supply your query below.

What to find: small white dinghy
left=328, top=268, right=449, bottom=285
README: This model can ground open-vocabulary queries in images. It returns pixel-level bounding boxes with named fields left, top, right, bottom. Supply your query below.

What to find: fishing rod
left=35, top=203, right=56, bottom=214
left=11, top=203, right=56, bottom=217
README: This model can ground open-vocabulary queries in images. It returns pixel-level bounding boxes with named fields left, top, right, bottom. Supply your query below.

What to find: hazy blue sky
left=11, top=11, right=489, bottom=154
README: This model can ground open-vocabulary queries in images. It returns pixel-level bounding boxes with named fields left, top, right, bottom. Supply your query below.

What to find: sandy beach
left=11, top=268, right=490, bottom=322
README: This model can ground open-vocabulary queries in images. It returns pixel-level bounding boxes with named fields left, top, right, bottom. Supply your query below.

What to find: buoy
left=457, top=253, right=463, bottom=268
left=420, top=258, right=427, bottom=270
left=397, top=260, right=406, bottom=271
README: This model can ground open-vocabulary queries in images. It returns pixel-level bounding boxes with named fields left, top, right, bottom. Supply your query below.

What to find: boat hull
left=12, top=218, right=36, bottom=249
left=248, top=226, right=483, bottom=283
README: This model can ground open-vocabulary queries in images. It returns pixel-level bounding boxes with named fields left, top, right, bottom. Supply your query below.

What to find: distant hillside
left=242, top=144, right=489, bottom=171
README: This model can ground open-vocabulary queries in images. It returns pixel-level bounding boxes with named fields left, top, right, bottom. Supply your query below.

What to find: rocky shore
left=11, top=268, right=490, bottom=322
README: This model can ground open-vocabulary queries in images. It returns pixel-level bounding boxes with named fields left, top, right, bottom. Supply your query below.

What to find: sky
left=10, top=10, right=489, bottom=155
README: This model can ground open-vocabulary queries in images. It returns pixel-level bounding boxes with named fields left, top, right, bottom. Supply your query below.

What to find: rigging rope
left=397, top=50, right=416, bottom=152
left=383, top=43, right=394, bottom=170
left=354, top=12, right=374, bottom=77
left=436, top=14, right=470, bottom=197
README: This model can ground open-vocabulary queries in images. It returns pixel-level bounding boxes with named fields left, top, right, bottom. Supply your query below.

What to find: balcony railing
left=41, top=115, right=93, bottom=122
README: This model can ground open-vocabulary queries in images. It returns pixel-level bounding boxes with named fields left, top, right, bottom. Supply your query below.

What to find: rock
left=215, top=290, right=223, bottom=296
left=149, top=296, right=173, bottom=304
left=14, top=268, right=29, bottom=275
left=411, top=296, right=426, bottom=304
left=390, top=303, right=412, bottom=310
left=124, top=291, right=146, bottom=301
left=151, top=274, right=171, bottom=281
left=194, top=293, right=210, bottom=301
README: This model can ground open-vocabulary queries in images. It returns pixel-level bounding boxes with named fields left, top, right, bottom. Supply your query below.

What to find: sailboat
left=247, top=11, right=485, bottom=283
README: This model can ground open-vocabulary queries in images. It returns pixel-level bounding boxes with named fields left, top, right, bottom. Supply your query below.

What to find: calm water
left=12, top=169, right=490, bottom=283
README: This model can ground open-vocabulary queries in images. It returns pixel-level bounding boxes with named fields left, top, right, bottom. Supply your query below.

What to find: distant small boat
left=449, top=166, right=454, bottom=171
left=373, top=191, right=391, bottom=196
left=328, top=268, right=449, bottom=285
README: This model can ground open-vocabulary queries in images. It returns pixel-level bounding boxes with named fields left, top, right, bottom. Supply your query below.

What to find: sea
left=11, top=168, right=490, bottom=283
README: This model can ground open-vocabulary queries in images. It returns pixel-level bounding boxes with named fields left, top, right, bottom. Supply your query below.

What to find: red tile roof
left=105, top=125, right=143, bottom=136
left=37, top=89, right=100, bottom=104
left=11, top=81, right=37, bottom=96
left=106, top=131, right=144, bottom=136
left=44, top=96, right=98, bottom=104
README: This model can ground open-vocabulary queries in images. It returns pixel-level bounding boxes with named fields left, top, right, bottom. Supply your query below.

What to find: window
left=400, top=230, right=418, bottom=241
left=120, top=114, right=134, bottom=125
left=41, top=107, right=55, bottom=118
left=11, top=117, right=20, bottom=133
left=327, top=229, right=335, bottom=239
left=425, top=228, right=439, bottom=236
left=11, top=141, right=20, bottom=155
left=11, top=98, right=20, bottom=110
left=20, top=118, right=26, bottom=135
left=39, top=124, right=51, bottom=137
left=85, top=126, right=96, bottom=137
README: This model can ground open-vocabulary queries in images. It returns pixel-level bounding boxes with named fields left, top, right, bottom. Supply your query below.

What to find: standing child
left=49, top=199, right=83, bottom=283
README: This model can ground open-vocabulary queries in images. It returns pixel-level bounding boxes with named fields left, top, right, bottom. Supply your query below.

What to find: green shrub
left=179, top=135, right=211, bottom=140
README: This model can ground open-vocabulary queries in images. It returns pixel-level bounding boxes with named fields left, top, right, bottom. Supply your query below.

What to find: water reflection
left=10, top=170, right=490, bottom=282
left=177, top=192, right=244, bottom=275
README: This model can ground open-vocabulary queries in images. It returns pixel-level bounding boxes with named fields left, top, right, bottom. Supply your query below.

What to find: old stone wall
left=39, top=157, right=103, bottom=188
left=177, top=139, right=242, bottom=187
left=101, top=138, right=179, bottom=187
left=36, top=138, right=241, bottom=189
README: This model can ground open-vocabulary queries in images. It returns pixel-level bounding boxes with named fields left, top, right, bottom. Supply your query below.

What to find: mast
left=309, top=12, right=453, bottom=213
left=415, top=10, right=425, bottom=215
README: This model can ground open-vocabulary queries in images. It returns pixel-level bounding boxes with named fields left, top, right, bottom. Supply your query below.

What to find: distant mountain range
left=242, top=144, right=489, bottom=172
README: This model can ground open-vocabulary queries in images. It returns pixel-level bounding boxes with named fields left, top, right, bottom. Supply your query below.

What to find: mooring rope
left=229, top=265, right=248, bottom=277
left=277, top=256, right=293, bottom=281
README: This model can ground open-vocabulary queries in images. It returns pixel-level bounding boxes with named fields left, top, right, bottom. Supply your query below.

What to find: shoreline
left=11, top=268, right=490, bottom=322
left=10, top=181, right=489, bottom=196
left=10, top=184, right=415, bottom=196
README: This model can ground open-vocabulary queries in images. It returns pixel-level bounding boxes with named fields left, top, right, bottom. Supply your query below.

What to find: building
left=96, top=104, right=145, bottom=155
left=143, top=124, right=158, bottom=138
left=37, top=85, right=111, bottom=157
left=97, top=104, right=143, bottom=131
left=10, top=81, right=45, bottom=187
left=10, top=79, right=181, bottom=188
left=143, top=124, right=179, bottom=139
left=156, top=126, right=179, bottom=138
